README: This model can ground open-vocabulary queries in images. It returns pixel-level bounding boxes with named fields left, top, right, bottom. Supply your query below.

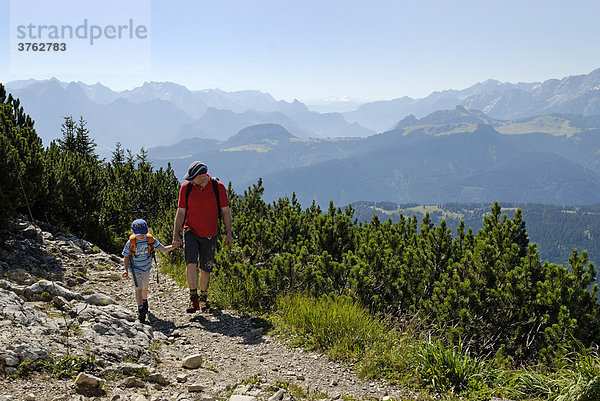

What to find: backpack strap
left=128, top=234, right=137, bottom=256
left=183, top=181, right=193, bottom=225
left=146, top=233, right=157, bottom=264
left=211, top=178, right=222, bottom=221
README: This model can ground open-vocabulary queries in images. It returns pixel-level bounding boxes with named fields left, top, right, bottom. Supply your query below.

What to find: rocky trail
left=0, top=217, right=409, bottom=401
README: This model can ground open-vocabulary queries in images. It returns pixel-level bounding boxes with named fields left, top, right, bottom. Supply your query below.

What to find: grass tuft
left=273, top=294, right=413, bottom=381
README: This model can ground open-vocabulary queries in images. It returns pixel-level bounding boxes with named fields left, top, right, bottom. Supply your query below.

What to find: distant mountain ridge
left=3, top=78, right=373, bottom=153
left=146, top=108, right=600, bottom=207
left=343, top=68, right=600, bottom=131
left=6, top=67, right=600, bottom=151
left=7, top=68, right=600, bottom=206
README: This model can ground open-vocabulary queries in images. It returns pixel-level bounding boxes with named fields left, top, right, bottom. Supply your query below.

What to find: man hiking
left=172, top=161, right=233, bottom=313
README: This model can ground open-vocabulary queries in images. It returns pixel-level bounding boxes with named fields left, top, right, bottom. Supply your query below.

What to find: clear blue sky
left=1, top=0, right=600, bottom=102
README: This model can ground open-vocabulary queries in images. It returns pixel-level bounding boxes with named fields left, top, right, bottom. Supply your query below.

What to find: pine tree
left=57, top=116, right=77, bottom=152
left=75, top=116, right=96, bottom=156
left=0, top=84, right=45, bottom=218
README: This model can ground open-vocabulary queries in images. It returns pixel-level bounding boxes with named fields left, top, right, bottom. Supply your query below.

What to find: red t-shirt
left=178, top=174, right=229, bottom=237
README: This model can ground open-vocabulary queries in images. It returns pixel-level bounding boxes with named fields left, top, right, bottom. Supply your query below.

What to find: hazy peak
left=226, top=123, right=295, bottom=146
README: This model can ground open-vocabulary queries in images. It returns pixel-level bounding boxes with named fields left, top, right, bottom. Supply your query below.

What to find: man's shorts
left=129, top=270, right=150, bottom=290
left=183, top=228, right=217, bottom=273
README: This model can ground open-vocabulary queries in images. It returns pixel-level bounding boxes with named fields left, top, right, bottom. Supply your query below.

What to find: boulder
left=85, top=293, right=116, bottom=306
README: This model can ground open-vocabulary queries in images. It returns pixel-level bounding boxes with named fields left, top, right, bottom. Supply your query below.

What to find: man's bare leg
left=186, top=263, right=200, bottom=312
left=199, top=270, right=210, bottom=292
left=186, top=263, right=198, bottom=290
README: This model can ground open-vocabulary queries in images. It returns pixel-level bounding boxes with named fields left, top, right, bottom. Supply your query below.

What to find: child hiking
left=123, top=219, right=177, bottom=323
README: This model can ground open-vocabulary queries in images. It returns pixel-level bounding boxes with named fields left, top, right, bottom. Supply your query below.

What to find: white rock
left=24, top=280, right=82, bottom=301
left=188, top=383, right=204, bottom=392
left=182, top=354, right=203, bottom=369
left=229, top=396, right=258, bottom=401
left=86, top=293, right=116, bottom=306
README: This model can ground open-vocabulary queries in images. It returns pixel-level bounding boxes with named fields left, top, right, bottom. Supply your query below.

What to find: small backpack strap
left=146, top=233, right=156, bottom=258
left=128, top=234, right=137, bottom=256
left=146, top=233, right=154, bottom=252
left=146, top=233, right=159, bottom=284
left=146, top=233, right=157, bottom=267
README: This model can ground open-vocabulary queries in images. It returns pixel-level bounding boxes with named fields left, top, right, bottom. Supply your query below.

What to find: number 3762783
left=17, top=43, right=67, bottom=51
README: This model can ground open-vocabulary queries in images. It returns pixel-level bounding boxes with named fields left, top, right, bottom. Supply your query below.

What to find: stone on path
left=123, top=376, right=145, bottom=388
left=85, top=293, right=116, bottom=306
left=182, top=354, right=203, bottom=369
left=188, top=383, right=204, bottom=392
left=148, top=372, right=169, bottom=385
left=268, top=389, right=286, bottom=401
left=74, top=372, right=104, bottom=395
left=230, top=395, right=258, bottom=401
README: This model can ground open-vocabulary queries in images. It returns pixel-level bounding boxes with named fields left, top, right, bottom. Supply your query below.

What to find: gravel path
left=91, top=264, right=409, bottom=400
left=0, top=247, right=411, bottom=401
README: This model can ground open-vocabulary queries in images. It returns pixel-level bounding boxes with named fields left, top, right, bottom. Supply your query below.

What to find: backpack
left=183, top=177, right=223, bottom=225
left=128, top=233, right=159, bottom=283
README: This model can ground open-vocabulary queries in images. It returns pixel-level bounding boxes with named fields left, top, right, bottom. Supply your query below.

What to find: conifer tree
left=0, top=84, right=45, bottom=218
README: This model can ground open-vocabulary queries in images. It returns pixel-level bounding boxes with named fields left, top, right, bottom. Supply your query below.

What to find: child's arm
left=123, top=255, right=130, bottom=277
left=159, top=244, right=176, bottom=253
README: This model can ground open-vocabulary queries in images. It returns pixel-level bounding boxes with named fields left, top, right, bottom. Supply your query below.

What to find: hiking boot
left=199, top=291, right=210, bottom=313
left=138, top=305, right=147, bottom=323
left=186, top=294, right=200, bottom=313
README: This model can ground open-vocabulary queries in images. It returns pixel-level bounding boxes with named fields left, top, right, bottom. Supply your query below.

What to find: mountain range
left=146, top=107, right=600, bottom=207
left=3, top=78, right=374, bottom=154
left=7, top=67, right=600, bottom=153
left=6, top=67, right=600, bottom=206
left=343, top=68, right=600, bottom=132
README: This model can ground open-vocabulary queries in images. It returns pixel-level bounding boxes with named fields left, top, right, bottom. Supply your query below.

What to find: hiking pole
left=153, top=253, right=159, bottom=284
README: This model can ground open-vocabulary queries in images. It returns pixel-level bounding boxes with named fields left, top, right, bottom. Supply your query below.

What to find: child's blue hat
left=132, top=219, right=148, bottom=235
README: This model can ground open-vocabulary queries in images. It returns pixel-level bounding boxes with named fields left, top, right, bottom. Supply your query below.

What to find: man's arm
left=173, top=207, right=186, bottom=247
left=222, top=206, right=233, bottom=246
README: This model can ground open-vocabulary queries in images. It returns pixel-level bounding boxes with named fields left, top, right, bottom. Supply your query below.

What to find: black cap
left=184, top=161, right=208, bottom=181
